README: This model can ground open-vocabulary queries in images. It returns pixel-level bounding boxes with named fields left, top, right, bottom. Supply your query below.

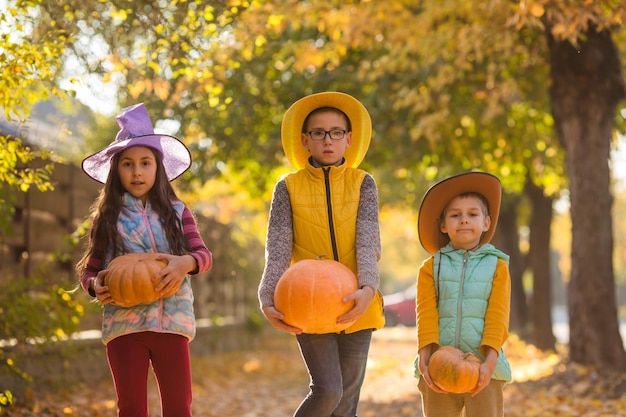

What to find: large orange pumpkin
left=105, top=253, right=174, bottom=307
left=274, top=258, right=358, bottom=334
left=429, top=346, right=481, bottom=393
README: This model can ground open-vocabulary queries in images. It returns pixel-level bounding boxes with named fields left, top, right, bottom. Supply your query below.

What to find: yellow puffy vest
left=284, top=162, right=385, bottom=333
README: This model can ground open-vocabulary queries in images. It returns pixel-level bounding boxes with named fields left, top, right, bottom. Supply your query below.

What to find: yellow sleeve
left=416, top=256, right=440, bottom=351
left=480, top=259, right=511, bottom=354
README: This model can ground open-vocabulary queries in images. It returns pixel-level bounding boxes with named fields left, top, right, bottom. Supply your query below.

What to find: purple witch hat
left=82, top=103, right=191, bottom=183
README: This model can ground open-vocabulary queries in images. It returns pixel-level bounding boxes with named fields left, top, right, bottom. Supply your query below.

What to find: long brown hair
left=75, top=147, right=188, bottom=276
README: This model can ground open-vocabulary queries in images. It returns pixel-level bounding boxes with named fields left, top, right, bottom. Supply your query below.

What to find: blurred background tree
left=3, top=0, right=626, bottom=369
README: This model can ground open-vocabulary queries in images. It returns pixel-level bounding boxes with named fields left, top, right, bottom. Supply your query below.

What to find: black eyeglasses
left=307, top=129, right=347, bottom=141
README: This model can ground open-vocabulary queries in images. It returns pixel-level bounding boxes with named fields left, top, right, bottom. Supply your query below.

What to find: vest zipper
left=134, top=197, right=159, bottom=252
left=455, top=251, right=468, bottom=348
left=323, top=167, right=340, bottom=261
left=134, top=196, right=164, bottom=325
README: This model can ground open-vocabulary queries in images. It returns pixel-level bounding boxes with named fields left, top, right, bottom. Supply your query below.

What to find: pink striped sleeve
left=81, top=218, right=105, bottom=297
left=182, top=206, right=212, bottom=274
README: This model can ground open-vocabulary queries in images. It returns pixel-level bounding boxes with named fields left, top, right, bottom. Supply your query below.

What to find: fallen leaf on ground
left=3, top=327, right=625, bottom=417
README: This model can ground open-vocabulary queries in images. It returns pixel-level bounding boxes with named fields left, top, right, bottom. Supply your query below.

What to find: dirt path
left=359, top=326, right=422, bottom=415
left=7, top=326, right=421, bottom=417
left=21, top=325, right=626, bottom=417
left=187, top=326, right=422, bottom=417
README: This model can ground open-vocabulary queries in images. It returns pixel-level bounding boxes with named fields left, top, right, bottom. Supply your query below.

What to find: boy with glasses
left=258, top=92, right=385, bottom=417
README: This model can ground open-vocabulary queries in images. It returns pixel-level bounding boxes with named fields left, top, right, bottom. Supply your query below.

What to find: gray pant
left=294, top=329, right=373, bottom=417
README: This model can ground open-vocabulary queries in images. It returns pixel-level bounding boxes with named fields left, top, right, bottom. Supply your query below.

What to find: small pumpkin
left=274, top=258, right=358, bottom=334
left=428, top=346, right=482, bottom=393
left=105, top=253, right=174, bottom=307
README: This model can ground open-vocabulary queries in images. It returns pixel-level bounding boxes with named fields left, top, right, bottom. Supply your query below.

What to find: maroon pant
left=106, top=332, right=192, bottom=417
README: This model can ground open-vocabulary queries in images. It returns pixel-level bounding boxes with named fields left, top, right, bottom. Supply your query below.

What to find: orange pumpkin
left=105, top=253, right=173, bottom=307
left=274, top=258, right=358, bottom=333
left=429, top=346, right=482, bottom=393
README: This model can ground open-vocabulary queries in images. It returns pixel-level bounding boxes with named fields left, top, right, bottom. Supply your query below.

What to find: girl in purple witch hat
left=76, top=103, right=212, bottom=417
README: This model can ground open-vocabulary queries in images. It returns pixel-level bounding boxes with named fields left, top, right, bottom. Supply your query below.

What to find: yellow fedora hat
left=418, top=172, right=502, bottom=254
left=281, top=92, right=372, bottom=170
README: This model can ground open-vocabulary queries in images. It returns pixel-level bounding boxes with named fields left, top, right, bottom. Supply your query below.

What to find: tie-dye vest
left=100, top=193, right=195, bottom=345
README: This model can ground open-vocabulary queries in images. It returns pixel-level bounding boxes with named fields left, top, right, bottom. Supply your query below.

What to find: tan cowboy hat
left=418, top=172, right=502, bottom=254
left=82, top=103, right=191, bottom=183
left=281, top=92, right=372, bottom=170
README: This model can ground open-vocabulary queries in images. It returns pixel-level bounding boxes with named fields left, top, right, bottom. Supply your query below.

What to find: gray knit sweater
left=258, top=173, right=381, bottom=307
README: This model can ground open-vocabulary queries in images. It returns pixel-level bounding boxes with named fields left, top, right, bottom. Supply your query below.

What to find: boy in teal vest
left=414, top=172, right=512, bottom=417
left=258, top=92, right=385, bottom=417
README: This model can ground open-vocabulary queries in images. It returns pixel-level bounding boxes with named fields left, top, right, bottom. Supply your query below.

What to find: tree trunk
left=492, top=195, right=528, bottom=338
left=547, top=28, right=626, bottom=368
left=525, top=178, right=556, bottom=350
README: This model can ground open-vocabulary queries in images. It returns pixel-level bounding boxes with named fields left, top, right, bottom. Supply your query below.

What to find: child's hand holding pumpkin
left=470, top=347, right=498, bottom=396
